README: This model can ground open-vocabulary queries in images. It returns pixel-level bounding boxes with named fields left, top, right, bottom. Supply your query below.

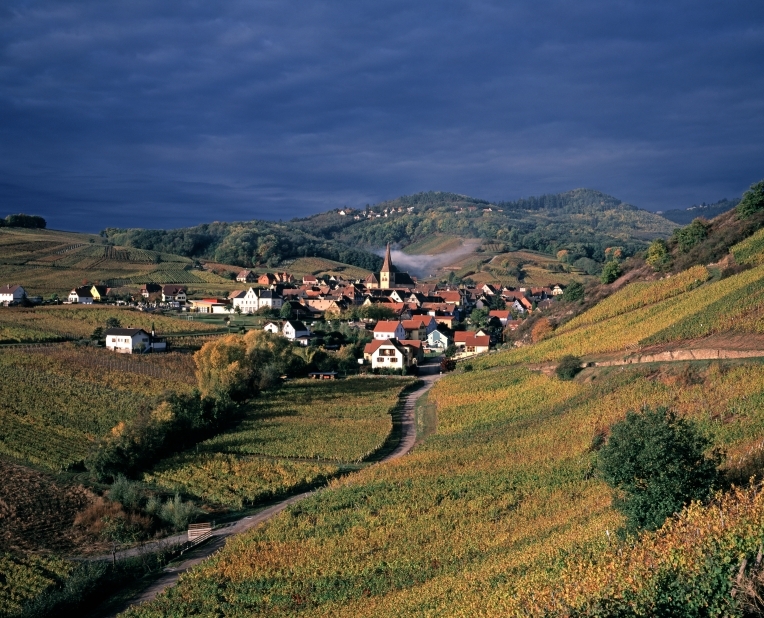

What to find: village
left=0, top=244, right=567, bottom=368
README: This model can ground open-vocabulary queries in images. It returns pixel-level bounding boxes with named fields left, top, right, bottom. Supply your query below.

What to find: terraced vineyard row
left=144, top=378, right=414, bottom=508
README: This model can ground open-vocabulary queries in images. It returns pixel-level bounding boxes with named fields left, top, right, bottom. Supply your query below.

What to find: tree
left=598, top=406, right=721, bottom=534
left=600, top=260, right=622, bottom=284
left=105, top=317, right=121, bottom=329
left=279, top=303, right=293, bottom=319
left=646, top=239, right=670, bottom=271
left=736, top=179, right=764, bottom=218
left=673, top=218, right=710, bottom=253
left=469, top=308, right=489, bottom=328
left=562, top=281, right=584, bottom=302
left=531, top=318, right=553, bottom=342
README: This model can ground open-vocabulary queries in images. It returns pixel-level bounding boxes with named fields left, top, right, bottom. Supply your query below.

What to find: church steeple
left=381, top=243, right=392, bottom=273
left=380, top=243, right=393, bottom=289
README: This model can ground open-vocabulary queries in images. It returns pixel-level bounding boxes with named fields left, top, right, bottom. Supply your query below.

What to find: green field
left=0, top=346, right=195, bottom=470
left=143, top=377, right=415, bottom=508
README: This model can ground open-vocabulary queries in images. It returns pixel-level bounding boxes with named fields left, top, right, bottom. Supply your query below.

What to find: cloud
left=0, top=1, right=763, bottom=231
left=376, top=244, right=478, bottom=279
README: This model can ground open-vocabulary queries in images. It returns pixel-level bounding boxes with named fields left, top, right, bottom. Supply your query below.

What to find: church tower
left=380, top=243, right=394, bottom=289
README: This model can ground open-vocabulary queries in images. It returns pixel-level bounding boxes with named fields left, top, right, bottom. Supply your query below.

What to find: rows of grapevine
left=0, top=347, right=196, bottom=470
left=558, top=265, right=710, bottom=332
left=478, top=263, right=764, bottom=365
left=0, top=306, right=214, bottom=342
left=145, top=454, right=340, bottom=509
left=732, top=227, right=764, bottom=265
left=125, top=357, right=764, bottom=618
left=143, top=378, right=413, bottom=508
left=133, top=269, right=203, bottom=284
left=0, top=552, right=73, bottom=616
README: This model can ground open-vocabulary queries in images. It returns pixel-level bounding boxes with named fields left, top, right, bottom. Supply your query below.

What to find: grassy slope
left=143, top=378, right=414, bottom=509
left=0, top=227, right=234, bottom=296
left=124, top=251, right=764, bottom=617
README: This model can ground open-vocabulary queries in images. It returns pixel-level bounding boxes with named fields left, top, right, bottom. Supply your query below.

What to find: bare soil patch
left=0, top=458, right=105, bottom=554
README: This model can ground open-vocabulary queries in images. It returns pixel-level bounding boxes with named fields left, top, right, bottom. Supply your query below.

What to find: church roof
left=381, top=243, right=393, bottom=273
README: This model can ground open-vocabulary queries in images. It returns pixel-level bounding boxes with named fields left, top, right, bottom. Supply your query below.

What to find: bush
left=673, top=218, right=710, bottom=253
left=108, top=475, right=145, bottom=510
left=555, top=355, right=583, bottom=380
left=598, top=406, right=721, bottom=534
left=159, top=494, right=200, bottom=531
left=645, top=239, right=670, bottom=271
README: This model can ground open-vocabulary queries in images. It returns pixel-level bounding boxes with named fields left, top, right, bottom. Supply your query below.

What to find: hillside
left=101, top=189, right=678, bottom=279
left=124, top=196, right=764, bottom=617
left=660, top=197, right=739, bottom=225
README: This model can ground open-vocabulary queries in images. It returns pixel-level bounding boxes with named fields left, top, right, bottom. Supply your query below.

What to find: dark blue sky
left=1, top=1, right=763, bottom=232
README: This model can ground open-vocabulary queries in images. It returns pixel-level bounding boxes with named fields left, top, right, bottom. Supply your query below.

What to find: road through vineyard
left=108, top=366, right=443, bottom=617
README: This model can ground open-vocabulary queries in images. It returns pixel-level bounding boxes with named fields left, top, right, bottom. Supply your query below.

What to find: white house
left=105, top=328, right=152, bottom=354
left=232, top=288, right=283, bottom=314
left=453, top=332, right=491, bottom=357
left=68, top=287, right=94, bottom=304
left=0, top=284, right=25, bottom=305
left=263, top=321, right=280, bottom=334
left=427, top=329, right=453, bottom=350
left=162, top=286, right=187, bottom=303
left=373, top=320, right=406, bottom=341
left=363, top=338, right=408, bottom=370
left=283, top=320, right=311, bottom=343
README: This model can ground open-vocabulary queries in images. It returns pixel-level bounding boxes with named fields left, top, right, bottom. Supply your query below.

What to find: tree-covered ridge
left=660, top=197, right=740, bottom=225
left=102, top=221, right=383, bottom=272
left=104, top=188, right=677, bottom=271
left=294, top=188, right=677, bottom=264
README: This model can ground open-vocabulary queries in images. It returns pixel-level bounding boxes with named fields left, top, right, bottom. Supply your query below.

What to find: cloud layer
left=1, top=1, right=763, bottom=231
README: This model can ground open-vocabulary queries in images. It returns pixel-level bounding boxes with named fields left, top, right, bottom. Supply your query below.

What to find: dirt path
left=106, top=368, right=443, bottom=617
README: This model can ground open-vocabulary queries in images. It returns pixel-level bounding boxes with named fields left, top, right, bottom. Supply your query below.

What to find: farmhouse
left=162, top=285, right=187, bottom=302
left=68, top=286, right=94, bottom=304
left=90, top=285, right=109, bottom=301
left=0, top=284, right=25, bottom=305
left=231, top=288, right=284, bottom=313
left=105, top=328, right=151, bottom=354
left=236, top=270, right=256, bottom=283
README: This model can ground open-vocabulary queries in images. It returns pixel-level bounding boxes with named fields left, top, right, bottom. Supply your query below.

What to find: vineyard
left=0, top=552, right=74, bottom=617
left=125, top=357, right=764, bottom=618
left=143, top=377, right=414, bottom=508
left=0, top=306, right=216, bottom=343
left=0, top=347, right=195, bottom=470
left=732, top=227, right=764, bottom=265
left=476, top=262, right=764, bottom=365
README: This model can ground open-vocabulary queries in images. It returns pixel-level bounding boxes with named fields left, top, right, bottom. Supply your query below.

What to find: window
left=467, top=346, right=475, bottom=352
left=390, top=357, right=398, bottom=363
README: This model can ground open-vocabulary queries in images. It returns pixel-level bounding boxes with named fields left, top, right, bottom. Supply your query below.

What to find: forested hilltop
left=102, top=221, right=384, bottom=272
left=104, top=188, right=678, bottom=271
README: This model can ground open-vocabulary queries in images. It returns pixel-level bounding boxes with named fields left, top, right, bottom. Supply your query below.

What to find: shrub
left=531, top=318, right=553, bottom=342
left=645, top=239, right=670, bottom=271
left=598, top=406, right=721, bottom=534
left=673, top=218, right=710, bottom=253
left=108, top=475, right=145, bottom=510
left=555, top=355, right=583, bottom=380
left=159, top=494, right=199, bottom=531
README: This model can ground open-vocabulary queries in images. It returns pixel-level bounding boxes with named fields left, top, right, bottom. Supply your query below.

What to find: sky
left=1, top=1, right=763, bottom=232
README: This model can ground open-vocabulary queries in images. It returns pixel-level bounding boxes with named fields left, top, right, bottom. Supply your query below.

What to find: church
left=364, top=243, right=416, bottom=289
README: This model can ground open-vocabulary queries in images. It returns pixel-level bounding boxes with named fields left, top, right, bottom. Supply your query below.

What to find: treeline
left=86, top=331, right=362, bottom=481
left=660, top=197, right=739, bottom=225
left=292, top=189, right=670, bottom=268
left=0, top=213, right=47, bottom=229
left=645, top=180, right=764, bottom=273
left=102, top=222, right=382, bottom=271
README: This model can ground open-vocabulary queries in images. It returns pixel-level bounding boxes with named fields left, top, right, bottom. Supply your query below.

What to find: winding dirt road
left=107, top=368, right=443, bottom=617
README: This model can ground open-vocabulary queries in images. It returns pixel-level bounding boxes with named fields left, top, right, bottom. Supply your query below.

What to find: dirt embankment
left=0, top=458, right=103, bottom=554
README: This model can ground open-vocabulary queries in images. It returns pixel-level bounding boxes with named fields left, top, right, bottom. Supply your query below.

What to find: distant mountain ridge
left=104, top=188, right=678, bottom=270
left=659, top=198, right=740, bottom=225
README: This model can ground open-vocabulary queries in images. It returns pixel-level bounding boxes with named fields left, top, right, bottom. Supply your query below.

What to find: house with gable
left=162, top=285, right=187, bottom=303
left=283, top=320, right=311, bottom=345
left=401, top=316, right=437, bottom=341
left=236, top=270, right=256, bottom=283
left=105, top=327, right=151, bottom=354
left=90, top=285, right=109, bottom=302
left=363, top=339, right=408, bottom=370
left=454, top=332, right=491, bottom=357
left=427, top=327, right=453, bottom=351
left=68, top=286, right=94, bottom=304
left=0, top=284, right=26, bottom=305
left=373, top=320, right=405, bottom=341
